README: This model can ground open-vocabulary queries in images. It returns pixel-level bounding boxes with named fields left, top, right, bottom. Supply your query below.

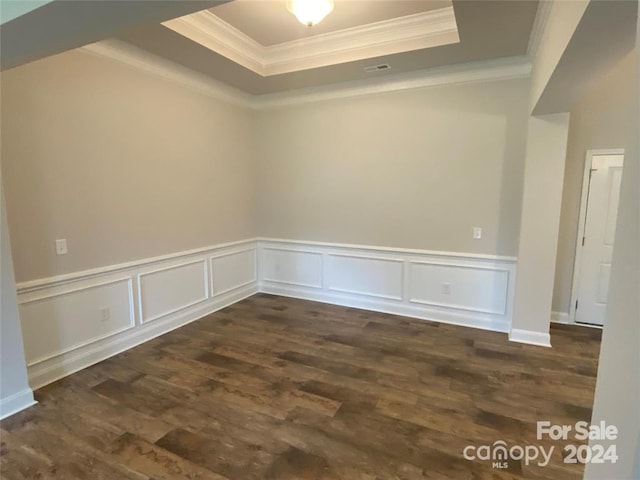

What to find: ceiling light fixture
left=287, top=0, right=334, bottom=27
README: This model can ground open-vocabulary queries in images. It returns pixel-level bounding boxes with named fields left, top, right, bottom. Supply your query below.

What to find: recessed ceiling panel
left=210, top=0, right=451, bottom=46
left=163, top=0, right=460, bottom=76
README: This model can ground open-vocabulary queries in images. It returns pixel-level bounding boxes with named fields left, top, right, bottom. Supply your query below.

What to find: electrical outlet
left=441, top=282, right=451, bottom=295
left=55, top=238, right=68, bottom=255
left=99, top=307, right=110, bottom=322
left=473, top=227, right=482, bottom=240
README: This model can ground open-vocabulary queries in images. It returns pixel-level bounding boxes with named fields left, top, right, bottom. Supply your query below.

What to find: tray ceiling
left=162, top=1, right=459, bottom=76
left=117, top=0, right=539, bottom=95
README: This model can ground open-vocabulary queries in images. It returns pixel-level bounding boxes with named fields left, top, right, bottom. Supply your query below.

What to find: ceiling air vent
left=363, top=64, right=391, bottom=73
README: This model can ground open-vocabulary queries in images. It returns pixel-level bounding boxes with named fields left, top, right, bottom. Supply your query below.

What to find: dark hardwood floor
left=1, top=294, right=602, bottom=480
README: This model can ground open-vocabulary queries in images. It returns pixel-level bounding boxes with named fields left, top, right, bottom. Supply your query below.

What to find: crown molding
left=80, top=40, right=531, bottom=111
left=527, top=0, right=553, bottom=59
left=163, top=7, right=459, bottom=77
left=263, top=8, right=459, bottom=75
left=251, top=56, right=532, bottom=109
left=80, top=39, right=253, bottom=109
left=162, top=10, right=265, bottom=75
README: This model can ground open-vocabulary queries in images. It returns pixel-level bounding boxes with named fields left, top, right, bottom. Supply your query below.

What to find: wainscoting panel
left=258, top=238, right=517, bottom=333
left=13, top=237, right=517, bottom=416
left=327, top=253, right=404, bottom=300
left=138, top=259, right=208, bottom=323
left=211, top=248, right=257, bottom=297
left=16, top=239, right=259, bottom=390
left=261, top=247, right=323, bottom=289
left=19, top=277, right=135, bottom=367
left=408, top=261, right=509, bottom=315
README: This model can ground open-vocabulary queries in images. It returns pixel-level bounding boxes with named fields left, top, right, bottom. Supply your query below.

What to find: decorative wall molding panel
left=408, top=261, right=509, bottom=315
left=16, top=239, right=258, bottom=389
left=261, top=247, right=324, bottom=289
left=20, top=277, right=136, bottom=366
left=211, top=248, right=257, bottom=297
left=16, top=237, right=521, bottom=394
left=327, top=253, right=404, bottom=301
left=138, top=259, right=209, bottom=324
left=163, top=8, right=459, bottom=76
left=258, top=238, right=517, bottom=333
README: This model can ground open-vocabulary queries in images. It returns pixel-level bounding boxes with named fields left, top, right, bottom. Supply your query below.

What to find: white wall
left=255, top=78, right=530, bottom=258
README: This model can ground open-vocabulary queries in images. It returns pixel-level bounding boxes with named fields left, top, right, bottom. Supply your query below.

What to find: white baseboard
left=258, top=238, right=516, bottom=334
left=551, top=311, right=570, bottom=324
left=0, top=388, right=36, bottom=420
left=508, top=328, right=552, bottom=347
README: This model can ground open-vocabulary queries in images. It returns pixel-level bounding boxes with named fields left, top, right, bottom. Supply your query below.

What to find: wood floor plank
left=0, top=293, right=602, bottom=479
left=109, top=432, right=229, bottom=480
left=155, top=427, right=274, bottom=480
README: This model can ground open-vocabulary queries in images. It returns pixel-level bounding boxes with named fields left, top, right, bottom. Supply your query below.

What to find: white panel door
left=576, top=154, right=624, bottom=326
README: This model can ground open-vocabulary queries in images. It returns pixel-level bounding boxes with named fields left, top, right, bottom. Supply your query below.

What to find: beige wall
left=552, top=49, right=637, bottom=313
left=1, top=49, right=256, bottom=283
left=529, top=0, right=588, bottom=113
left=510, top=113, right=569, bottom=341
left=1, top=177, right=34, bottom=416
left=254, top=78, right=530, bottom=257
left=1, top=51, right=535, bottom=282
left=585, top=22, right=639, bottom=478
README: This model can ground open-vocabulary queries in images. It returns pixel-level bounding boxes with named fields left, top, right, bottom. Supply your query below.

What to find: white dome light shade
left=286, top=0, right=334, bottom=27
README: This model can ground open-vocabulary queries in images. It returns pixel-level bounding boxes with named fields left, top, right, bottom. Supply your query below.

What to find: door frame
left=569, top=148, right=625, bottom=325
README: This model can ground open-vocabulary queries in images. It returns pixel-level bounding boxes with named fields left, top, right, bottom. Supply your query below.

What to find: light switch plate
left=55, top=239, right=68, bottom=255
left=473, top=227, right=482, bottom=240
